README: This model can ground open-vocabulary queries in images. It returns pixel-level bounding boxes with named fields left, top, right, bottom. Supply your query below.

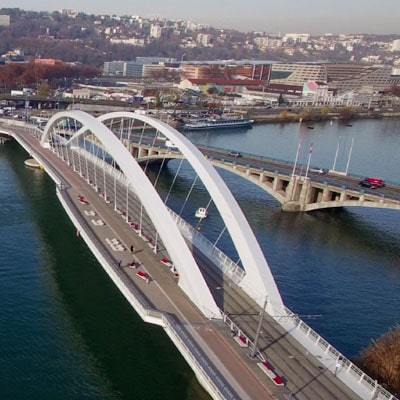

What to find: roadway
left=128, top=132, right=400, bottom=202
left=4, top=122, right=364, bottom=400
left=196, top=147, right=400, bottom=200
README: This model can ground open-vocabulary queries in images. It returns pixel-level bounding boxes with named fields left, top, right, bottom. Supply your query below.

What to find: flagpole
left=305, top=142, right=313, bottom=178
left=345, top=138, right=354, bottom=175
left=292, top=140, right=302, bottom=176
left=332, top=137, right=341, bottom=172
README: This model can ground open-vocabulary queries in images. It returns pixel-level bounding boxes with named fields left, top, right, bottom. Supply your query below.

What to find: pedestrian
left=130, top=245, right=135, bottom=253
left=118, top=260, right=122, bottom=267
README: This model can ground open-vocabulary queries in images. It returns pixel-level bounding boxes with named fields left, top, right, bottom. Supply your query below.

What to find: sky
left=1, top=1, right=400, bottom=35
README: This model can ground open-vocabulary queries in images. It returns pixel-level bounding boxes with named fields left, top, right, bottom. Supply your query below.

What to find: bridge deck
left=3, top=121, right=370, bottom=400
left=131, top=140, right=400, bottom=212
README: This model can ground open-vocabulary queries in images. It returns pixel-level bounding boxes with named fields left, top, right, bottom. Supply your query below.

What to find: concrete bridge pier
left=282, top=176, right=311, bottom=212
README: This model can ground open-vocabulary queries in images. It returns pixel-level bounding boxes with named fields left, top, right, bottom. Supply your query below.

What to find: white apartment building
left=150, top=24, right=162, bottom=39
left=196, top=33, right=213, bottom=47
left=282, top=33, right=310, bottom=43
left=391, top=39, right=400, bottom=52
left=0, top=15, right=10, bottom=27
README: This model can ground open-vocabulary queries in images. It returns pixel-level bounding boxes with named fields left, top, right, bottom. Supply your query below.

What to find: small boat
left=195, top=207, right=208, bottom=219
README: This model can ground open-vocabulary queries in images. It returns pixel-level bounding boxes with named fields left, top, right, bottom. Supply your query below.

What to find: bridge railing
left=162, top=315, right=238, bottom=400
left=282, top=307, right=398, bottom=400
left=58, top=187, right=235, bottom=400
left=168, top=210, right=246, bottom=285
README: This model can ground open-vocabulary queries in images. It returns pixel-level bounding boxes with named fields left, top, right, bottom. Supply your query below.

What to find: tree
left=207, top=86, right=219, bottom=95
left=339, top=106, right=357, bottom=120
left=37, top=80, right=50, bottom=96
left=358, top=325, right=400, bottom=394
left=278, top=93, right=286, bottom=105
left=300, top=107, right=318, bottom=121
left=0, top=63, right=99, bottom=90
left=321, top=107, right=331, bottom=118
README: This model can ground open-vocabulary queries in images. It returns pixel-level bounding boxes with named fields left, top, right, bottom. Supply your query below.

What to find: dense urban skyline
left=2, top=0, right=400, bottom=35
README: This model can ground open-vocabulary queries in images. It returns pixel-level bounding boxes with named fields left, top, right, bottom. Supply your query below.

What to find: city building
left=196, top=33, right=213, bottom=47
left=326, top=64, right=393, bottom=94
left=282, top=33, right=310, bottom=43
left=391, top=39, right=400, bottom=52
left=178, top=78, right=264, bottom=94
left=0, top=15, right=10, bottom=27
left=136, top=57, right=176, bottom=64
left=181, top=61, right=273, bottom=81
left=270, top=63, right=327, bottom=86
left=1, top=48, right=25, bottom=63
left=109, top=37, right=146, bottom=46
left=150, top=24, right=162, bottom=39
left=103, top=58, right=178, bottom=78
left=103, top=61, right=144, bottom=78
left=34, top=58, right=63, bottom=65
left=269, top=63, right=394, bottom=94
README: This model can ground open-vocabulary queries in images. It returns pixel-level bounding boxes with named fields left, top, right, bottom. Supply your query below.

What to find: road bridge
left=128, top=140, right=400, bottom=212
left=0, top=113, right=397, bottom=400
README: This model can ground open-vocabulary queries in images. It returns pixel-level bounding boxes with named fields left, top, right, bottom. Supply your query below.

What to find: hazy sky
left=1, top=1, right=399, bottom=35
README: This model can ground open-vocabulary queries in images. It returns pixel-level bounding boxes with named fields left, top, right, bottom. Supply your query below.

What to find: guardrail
left=282, top=307, right=398, bottom=400
left=168, top=210, right=246, bottom=285
left=57, top=188, right=238, bottom=400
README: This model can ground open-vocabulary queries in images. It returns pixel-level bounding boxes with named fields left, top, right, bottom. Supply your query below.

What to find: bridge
left=126, top=138, right=400, bottom=212
left=0, top=111, right=397, bottom=400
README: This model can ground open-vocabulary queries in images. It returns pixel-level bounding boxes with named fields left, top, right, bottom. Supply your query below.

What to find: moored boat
left=195, top=207, right=208, bottom=219
left=183, top=117, right=254, bottom=131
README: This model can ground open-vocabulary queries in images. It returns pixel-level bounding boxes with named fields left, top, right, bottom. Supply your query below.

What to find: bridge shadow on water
left=306, top=207, right=400, bottom=268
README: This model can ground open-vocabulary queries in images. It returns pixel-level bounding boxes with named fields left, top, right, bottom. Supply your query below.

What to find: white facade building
left=196, top=33, right=213, bottom=47
left=150, top=24, right=162, bottom=39
left=391, top=39, right=400, bottom=52
left=0, top=15, right=10, bottom=27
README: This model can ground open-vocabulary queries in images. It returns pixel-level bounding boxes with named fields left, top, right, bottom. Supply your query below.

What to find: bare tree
left=358, top=325, right=400, bottom=393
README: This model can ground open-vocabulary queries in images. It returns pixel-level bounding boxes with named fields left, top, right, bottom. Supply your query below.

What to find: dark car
left=228, top=151, right=242, bottom=157
left=359, top=180, right=377, bottom=189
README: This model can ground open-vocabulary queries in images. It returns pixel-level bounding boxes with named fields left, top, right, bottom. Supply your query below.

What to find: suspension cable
left=164, top=156, right=184, bottom=205
left=153, top=157, right=167, bottom=189
left=143, top=129, right=161, bottom=174
left=213, top=226, right=227, bottom=247
left=178, top=174, right=199, bottom=216
left=205, top=197, right=213, bottom=211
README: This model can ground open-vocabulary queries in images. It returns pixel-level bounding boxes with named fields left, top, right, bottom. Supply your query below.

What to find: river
left=0, top=118, right=399, bottom=399
left=180, top=118, right=400, bottom=356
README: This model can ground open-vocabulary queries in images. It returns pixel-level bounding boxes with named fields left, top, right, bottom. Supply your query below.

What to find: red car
left=364, top=177, right=384, bottom=188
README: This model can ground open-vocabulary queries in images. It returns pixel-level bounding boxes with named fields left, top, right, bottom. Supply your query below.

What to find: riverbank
left=166, top=108, right=400, bottom=129
left=249, top=110, right=400, bottom=124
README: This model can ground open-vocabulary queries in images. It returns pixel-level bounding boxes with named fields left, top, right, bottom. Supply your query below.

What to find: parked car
left=359, top=180, right=377, bottom=189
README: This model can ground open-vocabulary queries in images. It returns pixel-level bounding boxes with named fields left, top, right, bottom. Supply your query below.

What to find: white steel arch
left=41, top=110, right=221, bottom=319
left=97, top=111, right=285, bottom=316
